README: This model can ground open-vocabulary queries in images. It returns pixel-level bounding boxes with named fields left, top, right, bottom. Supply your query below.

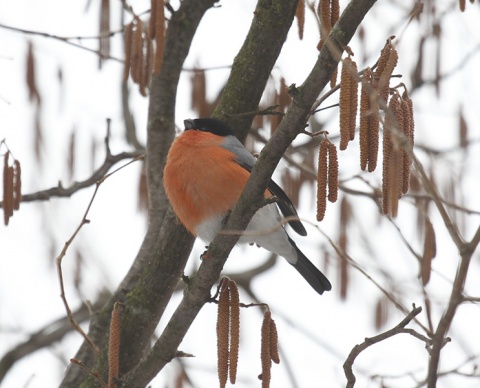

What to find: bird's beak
left=184, top=119, right=196, bottom=130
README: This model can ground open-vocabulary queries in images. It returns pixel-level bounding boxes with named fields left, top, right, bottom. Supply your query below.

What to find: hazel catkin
left=316, top=138, right=329, bottom=221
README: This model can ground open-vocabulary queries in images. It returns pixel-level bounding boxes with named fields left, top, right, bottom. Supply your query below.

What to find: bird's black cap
left=184, top=118, right=235, bottom=137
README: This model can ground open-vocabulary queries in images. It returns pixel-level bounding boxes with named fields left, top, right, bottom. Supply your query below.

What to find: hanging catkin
left=316, top=138, right=329, bottom=221
left=378, top=42, right=398, bottom=104
left=382, top=93, right=400, bottom=216
left=339, top=55, right=359, bottom=150
left=359, top=72, right=370, bottom=171
left=327, top=142, right=338, bottom=203
left=217, top=281, right=230, bottom=388
left=401, top=91, right=415, bottom=194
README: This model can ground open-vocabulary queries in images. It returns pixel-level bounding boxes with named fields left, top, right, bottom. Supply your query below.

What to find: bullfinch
left=163, top=118, right=332, bottom=295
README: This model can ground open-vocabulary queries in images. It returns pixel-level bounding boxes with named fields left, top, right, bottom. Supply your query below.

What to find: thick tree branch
left=212, top=0, right=299, bottom=141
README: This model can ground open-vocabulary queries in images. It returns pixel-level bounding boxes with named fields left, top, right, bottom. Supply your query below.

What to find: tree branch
left=0, top=23, right=124, bottom=62
left=412, top=153, right=465, bottom=249
left=427, top=230, right=479, bottom=387
left=343, top=306, right=426, bottom=388
left=212, top=0, right=300, bottom=141
left=0, top=150, right=142, bottom=208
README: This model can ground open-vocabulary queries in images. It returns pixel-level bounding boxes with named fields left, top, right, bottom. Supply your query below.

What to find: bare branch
left=0, top=23, right=124, bottom=62
left=343, top=306, right=426, bottom=388
left=55, top=155, right=144, bottom=354
left=0, top=150, right=143, bottom=207
left=412, top=153, right=465, bottom=249
left=70, top=358, right=107, bottom=387
left=317, top=226, right=430, bottom=334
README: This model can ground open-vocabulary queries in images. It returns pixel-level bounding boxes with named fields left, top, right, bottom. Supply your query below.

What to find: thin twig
left=411, top=153, right=465, bottom=249
left=55, top=154, right=144, bottom=354
left=70, top=359, right=108, bottom=387
left=317, top=226, right=431, bottom=334
left=0, top=150, right=143, bottom=208
left=0, top=23, right=124, bottom=63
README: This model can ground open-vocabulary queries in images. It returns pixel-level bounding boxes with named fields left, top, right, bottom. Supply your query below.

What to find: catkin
left=6, top=167, right=13, bottom=219
left=328, top=0, right=340, bottom=88
left=339, top=56, right=358, bottom=149
left=296, top=0, right=305, bottom=40
left=359, top=71, right=371, bottom=171
left=387, top=93, right=404, bottom=217
left=13, top=160, right=21, bottom=210
left=392, top=98, right=404, bottom=203
left=154, top=0, right=165, bottom=75
left=339, top=59, right=352, bottom=150
left=148, top=0, right=157, bottom=40
left=145, top=38, right=154, bottom=90
left=348, top=58, right=359, bottom=141
left=327, top=141, right=338, bottom=203
left=123, top=22, right=133, bottom=82
left=331, top=0, right=340, bottom=26
left=401, top=91, right=415, bottom=194
left=229, top=280, right=240, bottom=384
left=316, top=138, right=329, bottom=221
left=378, top=44, right=398, bottom=103
left=138, top=41, right=148, bottom=96
left=367, top=92, right=380, bottom=173
left=330, top=67, right=338, bottom=89
left=99, top=0, right=110, bottom=67
left=269, top=319, right=280, bottom=364
left=130, top=19, right=144, bottom=84
left=374, top=41, right=392, bottom=78
left=382, top=94, right=400, bottom=215
left=217, top=281, right=230, bottom=388
left=317, top=0, right=331, bottom=50
left=422, top=217, right=436, bottom=285
left=389, top=151, right=400, bottom=218
left=3, top=152, right=13, bottom=225
left=191, top=69, right=207, bottom=114
left=108, top=303, right=122, bottom=388
left=260, top=311, right=272, bottom=388
left=26, top=42, right=40, bottom=103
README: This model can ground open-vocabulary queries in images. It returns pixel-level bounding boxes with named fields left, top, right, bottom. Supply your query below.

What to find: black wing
left=236, top=160, right=307, bottom=236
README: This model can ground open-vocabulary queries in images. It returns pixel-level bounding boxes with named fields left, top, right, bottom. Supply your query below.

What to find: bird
left=163, top=118, right=332, bottom=295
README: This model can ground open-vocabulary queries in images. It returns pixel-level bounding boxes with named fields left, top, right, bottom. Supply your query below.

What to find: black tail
left=288, top=237, right=332, bottom=295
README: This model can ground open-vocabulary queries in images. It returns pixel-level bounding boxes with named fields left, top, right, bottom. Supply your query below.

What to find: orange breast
left=164, top=131, right=251, bottom=235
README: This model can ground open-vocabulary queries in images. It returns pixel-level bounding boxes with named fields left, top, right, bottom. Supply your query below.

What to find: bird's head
left=184, top=118, right=235, bottom=137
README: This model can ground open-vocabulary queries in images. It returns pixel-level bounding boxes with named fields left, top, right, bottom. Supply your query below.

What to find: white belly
left=194, top=203, right=298, bottom=264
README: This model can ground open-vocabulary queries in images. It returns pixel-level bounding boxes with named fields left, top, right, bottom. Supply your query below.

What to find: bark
left=212, top=0, right=299, bottom=141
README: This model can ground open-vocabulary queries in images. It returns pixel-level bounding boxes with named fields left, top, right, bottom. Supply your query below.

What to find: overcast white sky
left=2, top=0, right=480, bottom=387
